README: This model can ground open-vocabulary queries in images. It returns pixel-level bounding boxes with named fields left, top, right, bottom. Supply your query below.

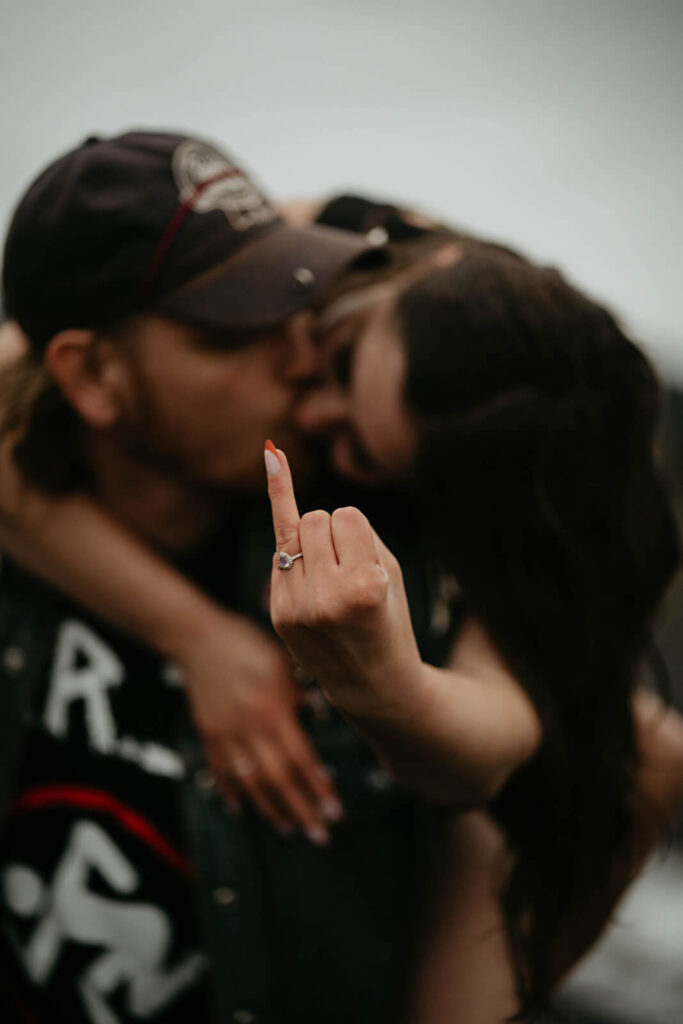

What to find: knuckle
left=353, top=566, right=388, bottom=602
left=342, top=570, right=387, bottom=615
left=382, top=548, right=401, bottom=578
left=331, top=505, right=366, bottom=526
left=300, top=509, right=330, bottom=530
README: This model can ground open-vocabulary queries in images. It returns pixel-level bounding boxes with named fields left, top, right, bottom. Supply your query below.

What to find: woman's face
left=295, top=287, right=417, bottom=484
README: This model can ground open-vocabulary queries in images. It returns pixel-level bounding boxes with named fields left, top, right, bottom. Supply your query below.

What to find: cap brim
left=153, top=222, right=385, bottom=330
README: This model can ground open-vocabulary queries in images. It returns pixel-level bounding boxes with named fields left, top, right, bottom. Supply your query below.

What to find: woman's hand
left=265, top=441, right=542, bottom=807
left=264, top=441, right=424, bottom=721
left=175, top=606, right=343, bottom=845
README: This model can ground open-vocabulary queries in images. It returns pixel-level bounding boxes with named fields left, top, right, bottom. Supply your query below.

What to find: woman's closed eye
left=331, top=343, right=354, bottom=389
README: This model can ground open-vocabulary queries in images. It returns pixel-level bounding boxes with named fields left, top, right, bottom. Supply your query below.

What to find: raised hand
left=264, top=440, right=543, bottom=808
left=264, top=440, right=423, bottom=721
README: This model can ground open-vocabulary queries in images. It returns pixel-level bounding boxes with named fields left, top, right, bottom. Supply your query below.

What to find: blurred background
left=1, top=1, right=682, bottom=1020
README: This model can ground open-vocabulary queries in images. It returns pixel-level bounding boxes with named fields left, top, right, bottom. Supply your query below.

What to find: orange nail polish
left=264, top=439, right=282, bottom=477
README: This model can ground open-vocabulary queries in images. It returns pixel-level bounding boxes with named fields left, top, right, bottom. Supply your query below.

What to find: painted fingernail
left=320, top=798, right=344, bottom=823
left=264, top=439, right=281, bottom=476
left=305, top=824, right=330, bottom=846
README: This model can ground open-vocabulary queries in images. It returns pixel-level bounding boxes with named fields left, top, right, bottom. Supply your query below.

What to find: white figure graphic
left=2, top=820, right=205, bottom=1023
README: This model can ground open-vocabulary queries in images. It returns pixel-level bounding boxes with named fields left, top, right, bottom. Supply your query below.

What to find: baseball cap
left=2, top=131, right=382, bottom=349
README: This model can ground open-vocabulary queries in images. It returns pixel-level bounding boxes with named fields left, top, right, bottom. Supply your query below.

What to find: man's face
left=105, top=312, right=320, bottom=491
left=294, top=287, right=417, bottom=485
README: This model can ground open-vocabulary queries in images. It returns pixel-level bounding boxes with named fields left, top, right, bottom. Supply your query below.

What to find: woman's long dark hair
left=396, top=252, right=679, bottom=1016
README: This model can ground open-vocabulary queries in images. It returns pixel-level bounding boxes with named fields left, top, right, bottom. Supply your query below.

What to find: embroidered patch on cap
left=172, top=139, right=276, bottom=231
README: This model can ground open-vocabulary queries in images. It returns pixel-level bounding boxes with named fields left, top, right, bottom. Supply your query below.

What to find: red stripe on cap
left=139, top=166, right=243, bottom=302
left=12, top=785, right=192, bottom=877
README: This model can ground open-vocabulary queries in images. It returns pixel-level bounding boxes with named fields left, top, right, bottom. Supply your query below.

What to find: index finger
left=264, top=440, right=301, bottom=556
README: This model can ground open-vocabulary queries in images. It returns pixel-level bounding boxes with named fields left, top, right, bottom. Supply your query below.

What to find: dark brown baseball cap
left=2, top=131, right=383, bottom=349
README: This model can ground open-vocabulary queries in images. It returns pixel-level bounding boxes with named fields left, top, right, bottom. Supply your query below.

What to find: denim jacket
left=0, top=493, right=457, bottom=1024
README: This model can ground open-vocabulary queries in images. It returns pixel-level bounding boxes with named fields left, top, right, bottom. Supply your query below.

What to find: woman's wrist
left=324, top=653, right=435, bottom=725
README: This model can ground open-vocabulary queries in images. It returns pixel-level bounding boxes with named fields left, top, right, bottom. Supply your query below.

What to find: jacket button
left=195, top=768, right=216, bottom=793
left=368, top=768, right=392, bottom=791
left=213, top=887, right=237, bottom=907
left=233, top=1011, right=255, bottom=1023
left=3, top=646, right=26, bottom=672
left=366, top=226, right=388, bottom=246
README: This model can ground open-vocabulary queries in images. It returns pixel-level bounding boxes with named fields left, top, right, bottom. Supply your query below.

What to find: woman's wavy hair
left=396, top=252, right=679, bottom=1016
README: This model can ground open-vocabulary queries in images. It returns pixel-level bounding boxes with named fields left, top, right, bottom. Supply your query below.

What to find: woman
left=0, top=245, right=680, bottom=1018
left=262, top=247, right=682, bottom=1014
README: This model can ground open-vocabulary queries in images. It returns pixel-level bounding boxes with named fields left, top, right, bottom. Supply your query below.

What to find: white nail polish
left=320, top=798, right=344, bottom=823
left=264, top=449, right=282, bottom=476
left=305, top=824, right=330, bottom=846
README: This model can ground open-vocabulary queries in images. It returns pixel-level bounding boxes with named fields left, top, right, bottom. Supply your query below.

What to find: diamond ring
left=276, top=551, right=304, bottom=570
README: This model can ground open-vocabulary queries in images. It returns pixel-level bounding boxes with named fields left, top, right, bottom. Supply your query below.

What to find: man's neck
left=86, top=434, right=227, bottom=554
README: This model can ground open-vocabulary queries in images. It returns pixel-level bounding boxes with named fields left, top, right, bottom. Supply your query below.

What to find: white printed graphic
left=172, top=139, right=276, bottom=230
left=43, top=619, right=185, bottom=779
left=45, top=621, right=123, bottom=754
left=2, top=820, right=205, bottom=1023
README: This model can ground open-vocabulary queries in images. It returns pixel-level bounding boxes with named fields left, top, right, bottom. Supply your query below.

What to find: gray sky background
left=1, top=0, right=681, bottom=378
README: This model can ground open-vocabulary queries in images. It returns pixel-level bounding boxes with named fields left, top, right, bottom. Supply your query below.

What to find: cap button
left=366, top=226, right=389, bottom=247
left=292, top=267, right=316, bottom=292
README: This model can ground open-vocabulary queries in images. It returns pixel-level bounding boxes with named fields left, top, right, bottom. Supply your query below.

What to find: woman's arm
left=266, top=443, right=541, bottom=807
left=347, top=614, right=542, bottom=807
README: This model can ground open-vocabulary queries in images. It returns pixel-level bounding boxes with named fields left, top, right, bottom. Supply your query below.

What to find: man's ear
left=44, top=329, right=126, bottom=428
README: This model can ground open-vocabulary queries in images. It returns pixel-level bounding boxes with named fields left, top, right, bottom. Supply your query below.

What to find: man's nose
left=281, top=313, right=324, bottom=383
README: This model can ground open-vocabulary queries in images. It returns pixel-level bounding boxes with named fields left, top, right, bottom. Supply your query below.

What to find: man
left=0, top=131, right=445, bottom=1024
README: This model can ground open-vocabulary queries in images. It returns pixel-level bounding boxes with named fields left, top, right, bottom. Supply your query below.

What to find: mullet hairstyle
left=0, top=344, right=90, bottom=493
left=395, top=252, right=679, bottom=1016
left=0, top=313, right=142, bottom=495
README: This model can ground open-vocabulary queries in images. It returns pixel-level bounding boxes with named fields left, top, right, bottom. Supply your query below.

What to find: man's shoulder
left=0, top=556, right=161, bottom=670
left=0, top=557, right=61, bottom=636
